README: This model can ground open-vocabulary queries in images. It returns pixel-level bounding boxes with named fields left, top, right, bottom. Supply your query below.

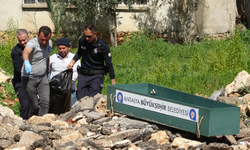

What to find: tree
left=46, top=0, right=66, bottom=40
left=55, top=0, right=134, bottom=48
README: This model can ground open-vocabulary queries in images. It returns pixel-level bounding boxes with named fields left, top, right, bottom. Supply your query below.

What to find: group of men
left=11, top=24, right=116, bottom=119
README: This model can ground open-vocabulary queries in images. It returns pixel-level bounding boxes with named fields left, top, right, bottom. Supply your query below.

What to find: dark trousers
left=77, top=74, right=104, bottom=100
left=21, top=75, right=50, bottom=118
left=12, top=79, right=30, bottom=120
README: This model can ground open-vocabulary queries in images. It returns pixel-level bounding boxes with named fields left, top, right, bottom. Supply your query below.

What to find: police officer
left=11, top=29, right=30, bottom=119
left=67, top=24, right=115, bottom=100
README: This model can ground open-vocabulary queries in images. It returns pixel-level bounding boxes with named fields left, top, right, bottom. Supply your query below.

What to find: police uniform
left=11, top=44, right=30, bottom=119
left=73, top=36, right=115, bottom=100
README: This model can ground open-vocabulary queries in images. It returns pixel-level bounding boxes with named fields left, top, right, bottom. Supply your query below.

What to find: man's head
left=57, top=38, right=71, bottom=58
left=37, top=26, right=51, bottom=47
left=16, top=29, right=29, bottom=47
left=84, top=24, right=97, bottom=43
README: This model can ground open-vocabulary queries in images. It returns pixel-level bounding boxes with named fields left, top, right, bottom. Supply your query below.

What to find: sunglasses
left=84, top=34, right=94, bottom=38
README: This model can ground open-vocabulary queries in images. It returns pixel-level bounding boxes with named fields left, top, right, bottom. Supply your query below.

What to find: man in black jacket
left=11, top=29, right=30, bottom=119
left=67, top=24, right=116, bottom=100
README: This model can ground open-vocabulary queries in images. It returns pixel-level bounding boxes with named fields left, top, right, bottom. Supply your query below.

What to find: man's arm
left=67, top=59, right=76, bottom=70
left=111, top=79, right=116, bottom=85
left=22, top=47, right=31, bottom=61
left=22, top=47, right=33, bottom=73
left=101, top=43, right=115, bottom=84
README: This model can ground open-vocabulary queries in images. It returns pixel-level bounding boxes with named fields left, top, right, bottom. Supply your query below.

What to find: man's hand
left=24, top=60, right=32, bottom=73
left=67, top=60, right=76, bottom=70
left=111, top=79, right=116, bottom=85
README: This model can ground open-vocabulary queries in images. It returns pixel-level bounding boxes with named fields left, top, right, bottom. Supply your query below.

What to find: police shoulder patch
left=108, top=53, right=111, bottom=57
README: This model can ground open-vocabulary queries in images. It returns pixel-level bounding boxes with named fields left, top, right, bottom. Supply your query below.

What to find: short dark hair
left=84, top=24, right=96, bottom=32
left=16, top=29, right=28, bottom=38
left=38, top=26, right=51, bottom=36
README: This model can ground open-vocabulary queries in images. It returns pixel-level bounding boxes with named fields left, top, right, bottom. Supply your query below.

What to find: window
left=23, top=0, right=55, bottom=4
left=24, top=0, right=35, bottom=3
left=134, top=0, right=148, bottom=5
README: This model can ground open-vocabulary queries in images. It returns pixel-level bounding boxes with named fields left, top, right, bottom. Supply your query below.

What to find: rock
left=0, top=123, right=23, bottom=139
left=77, top=126, right=90, bottom=136
left=136, top=140, right=162, bottom=150
left=0, top=69, right=11, bottom=83
left=81, top=139, right=105, bottom=150
left=0, top=139, right=14, bottom=149
left=209, top=86, right=225, bottom=100
left=29, top=138, right=53, bottom=149
left=40, top=131, right=62, bottom=140
left=240, top=121, right=247, bottom=129
left=217, top=96, right=242, bottom=105
left=243, top=94, right=250, bottom=101
left=0, top=87, right=247, bottom=150
left=225, top=70, right=250, bottom=95
left=61, top=105, right=82, bottom=122
left=92, top=117, right=112, bottom=125
left=106, top=129, right=140, bottom=143
left=128, top=128, right=156, bottom=143
left=19, top=124, right=54, bottom=133
left=235, top=127, right=250, bottom=138
left=78, top=96, right=95, bottom=110
left=61, top=130, right=83, bottom=142
left=0, top=104, right=22, bottom=120
left=85, top=111, right=105, bottom=120
left=171, top=137, right=204, bottom=149
left=18, top=131, right=44, bottom=146
left=5, top=147, right=27, bottom=150
left=111, top=139, right=130, bottom=149
left=94, top=97, right=107, bottom=114
left=54, top=120, right=69, bottom=127
left=28, top=114, right=56, bottom=125
left=2, top=116, right=15, bottom=125
left=101, top=122, right=114, bottom=135
left=148, top=130, right=170, bottom=144
left=223, top=135, right=237, bottom=145
left=239, top=104, right=247, bottom=115
left=82, top=124, right=100, bottom=131
left=205, top=142, right=230, bottom=150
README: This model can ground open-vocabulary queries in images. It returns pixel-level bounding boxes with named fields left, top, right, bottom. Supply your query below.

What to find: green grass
left=101, top=29, right=250, bottom=97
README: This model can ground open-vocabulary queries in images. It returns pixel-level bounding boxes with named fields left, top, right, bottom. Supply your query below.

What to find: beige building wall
left=0, top=0, right=237, bottom=35
left=0, top=0, right=54, bottom=32
left=202, top=0, right=237, bottom=34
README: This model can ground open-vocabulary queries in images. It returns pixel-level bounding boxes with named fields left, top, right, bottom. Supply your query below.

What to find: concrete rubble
left=2, top=71, right=250, bottom=149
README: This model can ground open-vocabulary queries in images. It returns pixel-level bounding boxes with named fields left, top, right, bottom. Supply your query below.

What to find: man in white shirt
left=49, top=38, right=80, bottom=110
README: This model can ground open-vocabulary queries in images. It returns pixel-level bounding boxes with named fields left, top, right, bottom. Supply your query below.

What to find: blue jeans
left=71, top=90, right=77, bottom=107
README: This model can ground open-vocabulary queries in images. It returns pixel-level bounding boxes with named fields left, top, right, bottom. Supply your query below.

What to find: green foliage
left=207, top=30, right=247, bottom=75
left=0, top=82, right=17, bottom=100
left=0, top=17, right=18, bottom=75
left=0, top=82, right=19, bottom=116
left=102, top=29, right=250, bottom=96
left=46, top=0, right=66, bottom=40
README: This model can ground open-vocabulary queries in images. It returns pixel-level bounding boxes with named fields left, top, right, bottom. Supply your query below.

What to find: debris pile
left=2, top=71, right=250, bottom=149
